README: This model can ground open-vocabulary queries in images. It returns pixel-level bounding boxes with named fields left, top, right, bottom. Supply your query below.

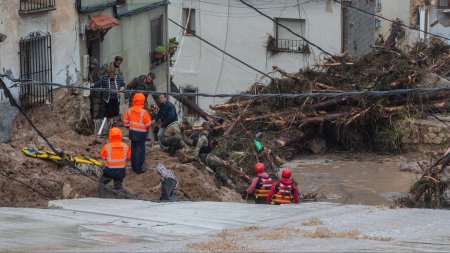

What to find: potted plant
left=155, top=45, right=168, bottom=59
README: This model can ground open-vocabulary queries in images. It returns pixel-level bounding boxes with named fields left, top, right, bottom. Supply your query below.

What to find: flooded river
left=287, top=153, right=420, bottom=206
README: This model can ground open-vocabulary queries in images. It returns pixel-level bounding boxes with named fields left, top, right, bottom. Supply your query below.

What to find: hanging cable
left=5, top=74, right=450, bottom=99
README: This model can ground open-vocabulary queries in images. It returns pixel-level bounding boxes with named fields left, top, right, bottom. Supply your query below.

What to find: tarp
left=87, top=13, right=119, bottom=31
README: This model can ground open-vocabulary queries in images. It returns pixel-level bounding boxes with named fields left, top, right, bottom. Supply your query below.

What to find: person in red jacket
left=99, top=127, right=131, bottom=198
left=266, top=168, right=299, bottom=204
left=246, top=163, right=273, bottom=204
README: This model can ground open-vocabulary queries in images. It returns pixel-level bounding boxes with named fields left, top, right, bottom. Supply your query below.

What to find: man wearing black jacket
left=153, top=94, right=178, bottom=142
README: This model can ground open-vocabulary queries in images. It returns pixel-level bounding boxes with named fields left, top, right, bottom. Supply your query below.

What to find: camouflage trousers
left=160, top=135, right=184, bottom=154
left=90, top=91, right=105, bottom=119
left=200, top=154, right=228, bottom=186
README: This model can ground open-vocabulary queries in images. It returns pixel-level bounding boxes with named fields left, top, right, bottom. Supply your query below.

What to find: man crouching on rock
left=99, top=127, right=131, bottom=198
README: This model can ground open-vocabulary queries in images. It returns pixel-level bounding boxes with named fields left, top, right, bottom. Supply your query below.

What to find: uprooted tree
left=395, top=150, right=450, bottom=208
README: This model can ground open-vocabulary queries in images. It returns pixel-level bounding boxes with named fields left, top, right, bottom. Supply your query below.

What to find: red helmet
left=281, top=168, right=292, bottom=178
left=254, top=163, right=265, bottom=174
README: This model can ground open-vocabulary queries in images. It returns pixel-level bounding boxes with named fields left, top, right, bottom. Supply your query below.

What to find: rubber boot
left=98, top=181, right=107, bottom=198
left=114, top=180, right=124, bottom=199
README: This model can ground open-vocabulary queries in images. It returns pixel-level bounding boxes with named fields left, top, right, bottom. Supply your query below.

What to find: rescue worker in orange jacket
left=123, top=93, right=151, bottom=174
left=266, top=168, right=299, bottom=204
left=246, top=162, right=273, bottom=204
left=99, top=127, right=131, bottom=198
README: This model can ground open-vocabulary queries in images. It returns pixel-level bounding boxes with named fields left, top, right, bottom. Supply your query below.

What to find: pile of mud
left=0, top=89, right=241, bottom=207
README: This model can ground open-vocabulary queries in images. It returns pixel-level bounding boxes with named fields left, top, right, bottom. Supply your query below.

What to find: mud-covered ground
left=0, top=89, right=241, bottom=207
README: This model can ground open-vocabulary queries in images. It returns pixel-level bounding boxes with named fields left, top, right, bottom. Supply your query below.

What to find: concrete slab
left=0, top=198, right=450, bottom=252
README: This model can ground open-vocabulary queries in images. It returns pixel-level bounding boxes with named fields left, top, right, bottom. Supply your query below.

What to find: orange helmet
left=254, top=163, right=265, bottom=174
left=281, top=168, right=292, bottom=178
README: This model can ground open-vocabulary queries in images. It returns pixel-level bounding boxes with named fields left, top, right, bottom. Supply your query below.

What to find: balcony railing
left=276, top=39, right=310, bottom=53
left=19, top=0, right=56, bottom=14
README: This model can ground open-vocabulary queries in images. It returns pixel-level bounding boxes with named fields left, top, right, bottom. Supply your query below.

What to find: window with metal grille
left=182, top=86, right=198, bottom=117
left=19, top=32, right=53, bottom=108
left=150, top=16, right=164, bottom=68
left=438, top=0, right=450, bottom=8
left=275, top=18, right=309, bottom=53
left=19, top=0, right=56, bottom=14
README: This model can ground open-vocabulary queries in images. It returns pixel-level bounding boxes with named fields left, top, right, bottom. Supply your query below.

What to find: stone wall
left=398, top=117, right=450, bottom=152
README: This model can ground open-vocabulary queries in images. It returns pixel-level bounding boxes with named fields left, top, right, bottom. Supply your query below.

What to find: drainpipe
left=424, top=5, right=429, bottom=42
left=341, top=3, right=344, bottom=53
left=165, top=4, right=170, bottom=94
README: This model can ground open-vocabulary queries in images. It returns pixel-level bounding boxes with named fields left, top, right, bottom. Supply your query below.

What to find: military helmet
left=89, top=57, right=99, bottom=65
left=202, top=121, right=214, bottom=130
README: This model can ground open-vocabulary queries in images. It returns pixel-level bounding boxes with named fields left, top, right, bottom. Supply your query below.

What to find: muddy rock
left=308, top=137, right=326, bottom=154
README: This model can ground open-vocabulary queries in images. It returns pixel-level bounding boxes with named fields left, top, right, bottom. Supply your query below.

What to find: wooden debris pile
left=208, top=42, right=450, bottom=172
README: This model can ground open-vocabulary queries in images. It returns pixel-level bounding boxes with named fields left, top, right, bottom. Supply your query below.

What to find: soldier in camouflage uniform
left=180, top=122, right=229, bottom=186
left=100, top=56, right=123, bottom=76
left=124, top=72, right=158, bottom=110
left=160, top=121, right=190, bottom=155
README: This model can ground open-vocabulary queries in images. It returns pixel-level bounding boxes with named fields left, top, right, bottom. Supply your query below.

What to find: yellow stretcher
left=22, top=147, right=103, bottom=178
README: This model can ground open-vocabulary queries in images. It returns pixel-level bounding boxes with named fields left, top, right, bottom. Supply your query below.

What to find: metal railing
left=19, top=0, right=56, bottom=13
left=276, top=39, right=309, bottom=53
left=19, top=32, right=53, bottom=108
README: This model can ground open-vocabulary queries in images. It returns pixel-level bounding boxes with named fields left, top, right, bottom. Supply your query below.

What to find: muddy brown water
left=286, top=153, right=420, bottom=206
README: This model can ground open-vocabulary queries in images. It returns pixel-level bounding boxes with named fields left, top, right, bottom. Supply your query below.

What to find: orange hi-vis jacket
left=123, top=93, right=151, bottom=133
left=100, top=127, right=131, bottom=169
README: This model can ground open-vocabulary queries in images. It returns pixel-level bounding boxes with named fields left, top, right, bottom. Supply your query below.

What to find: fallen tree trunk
left=384, top=101, right=449, bottom=114
left=223, top=163, right=252, bottom=183
left=243, top=109, right=299, bottom=122
left=272, top=66, right=300, bottom=81
left=300, top=112, right=350, bottom=124
left=387, top=91, right=450, bottom=106
left=209, top=100, right=252, bottom=111
left=314, top=62, right=354, bottom=67
left=274, top=133, right=305, bottom=148
left=305, top=98, right=349, bottom=111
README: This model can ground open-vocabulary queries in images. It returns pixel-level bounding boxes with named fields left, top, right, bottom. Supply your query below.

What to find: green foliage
left=155, top=45, right=169, bottom=54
